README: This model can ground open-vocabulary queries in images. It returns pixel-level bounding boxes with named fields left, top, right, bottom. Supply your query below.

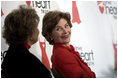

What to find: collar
left=24, top=43, right=31, bottom=49
left=54, top=43, right=75, bottom=52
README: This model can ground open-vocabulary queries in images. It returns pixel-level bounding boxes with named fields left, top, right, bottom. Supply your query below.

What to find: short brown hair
left=42, top=11, right=72, bottom=45
left=2, top=5, right=39, bottom=45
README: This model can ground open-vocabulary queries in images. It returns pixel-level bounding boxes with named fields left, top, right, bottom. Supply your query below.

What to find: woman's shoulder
left=53, top=43, right=75, bottom=52
left=53, top=44, right=75, bottom=59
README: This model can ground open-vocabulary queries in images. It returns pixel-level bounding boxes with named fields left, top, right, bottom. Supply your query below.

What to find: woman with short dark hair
left=42, top=10, right=96, bottom=78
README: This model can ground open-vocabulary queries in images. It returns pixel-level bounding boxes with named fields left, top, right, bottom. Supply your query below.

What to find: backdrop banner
left=1, top=1, right=117, bottom=78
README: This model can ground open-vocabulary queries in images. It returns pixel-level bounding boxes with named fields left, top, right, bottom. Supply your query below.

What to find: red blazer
left=51, top=43, right=96, bottom=78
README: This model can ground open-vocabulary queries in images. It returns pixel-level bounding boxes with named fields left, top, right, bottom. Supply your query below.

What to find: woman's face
left=52, top=18, right=71, bottom=46
left=31, top=27, right=39, bottom=44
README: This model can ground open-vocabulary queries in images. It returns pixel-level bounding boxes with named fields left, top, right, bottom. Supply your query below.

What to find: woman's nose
left=63, top=28, right=67, bottom=34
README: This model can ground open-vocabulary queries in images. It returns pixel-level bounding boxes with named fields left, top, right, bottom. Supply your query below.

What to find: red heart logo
left=99, top=6, right=104, bottom=14
left=26, top=1, right=31, bottom=6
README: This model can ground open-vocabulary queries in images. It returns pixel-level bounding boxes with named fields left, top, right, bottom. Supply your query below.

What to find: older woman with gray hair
left=1, top=5, right=52, bottom=78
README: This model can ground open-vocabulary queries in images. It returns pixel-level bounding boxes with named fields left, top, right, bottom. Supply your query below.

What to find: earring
left=50, top=37, right=53, bottom=41
left=30, top=37, right=33, bottom=41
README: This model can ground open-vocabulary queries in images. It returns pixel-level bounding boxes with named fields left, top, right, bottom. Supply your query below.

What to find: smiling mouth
left=61, top=35, right=70, bottom=38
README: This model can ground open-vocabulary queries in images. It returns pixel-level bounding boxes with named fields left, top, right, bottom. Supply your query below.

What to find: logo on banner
left=75, top=46, right=95, bottom=66
left=97, top=1, right=105, bottom=14
left=32, top=1, right=51, bottom=14
left=39, top=38, right=50, bottom=71
left=97, top=1, right=117, bottom=19
left=26, top=1, right=31, bottom=6
left=105, top=1, right=117, bottom=19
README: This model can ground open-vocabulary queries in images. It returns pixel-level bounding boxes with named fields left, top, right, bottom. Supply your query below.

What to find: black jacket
left=1, top=44, right=52, bottom=78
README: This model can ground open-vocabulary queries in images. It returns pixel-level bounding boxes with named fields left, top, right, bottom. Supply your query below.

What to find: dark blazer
left=1, top=44, right=52, bottom=78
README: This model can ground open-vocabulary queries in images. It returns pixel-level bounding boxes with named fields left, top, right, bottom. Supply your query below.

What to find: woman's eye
left=65, top=24, right=69, bottom=28
left=56, top=27, right=61, bottom=31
